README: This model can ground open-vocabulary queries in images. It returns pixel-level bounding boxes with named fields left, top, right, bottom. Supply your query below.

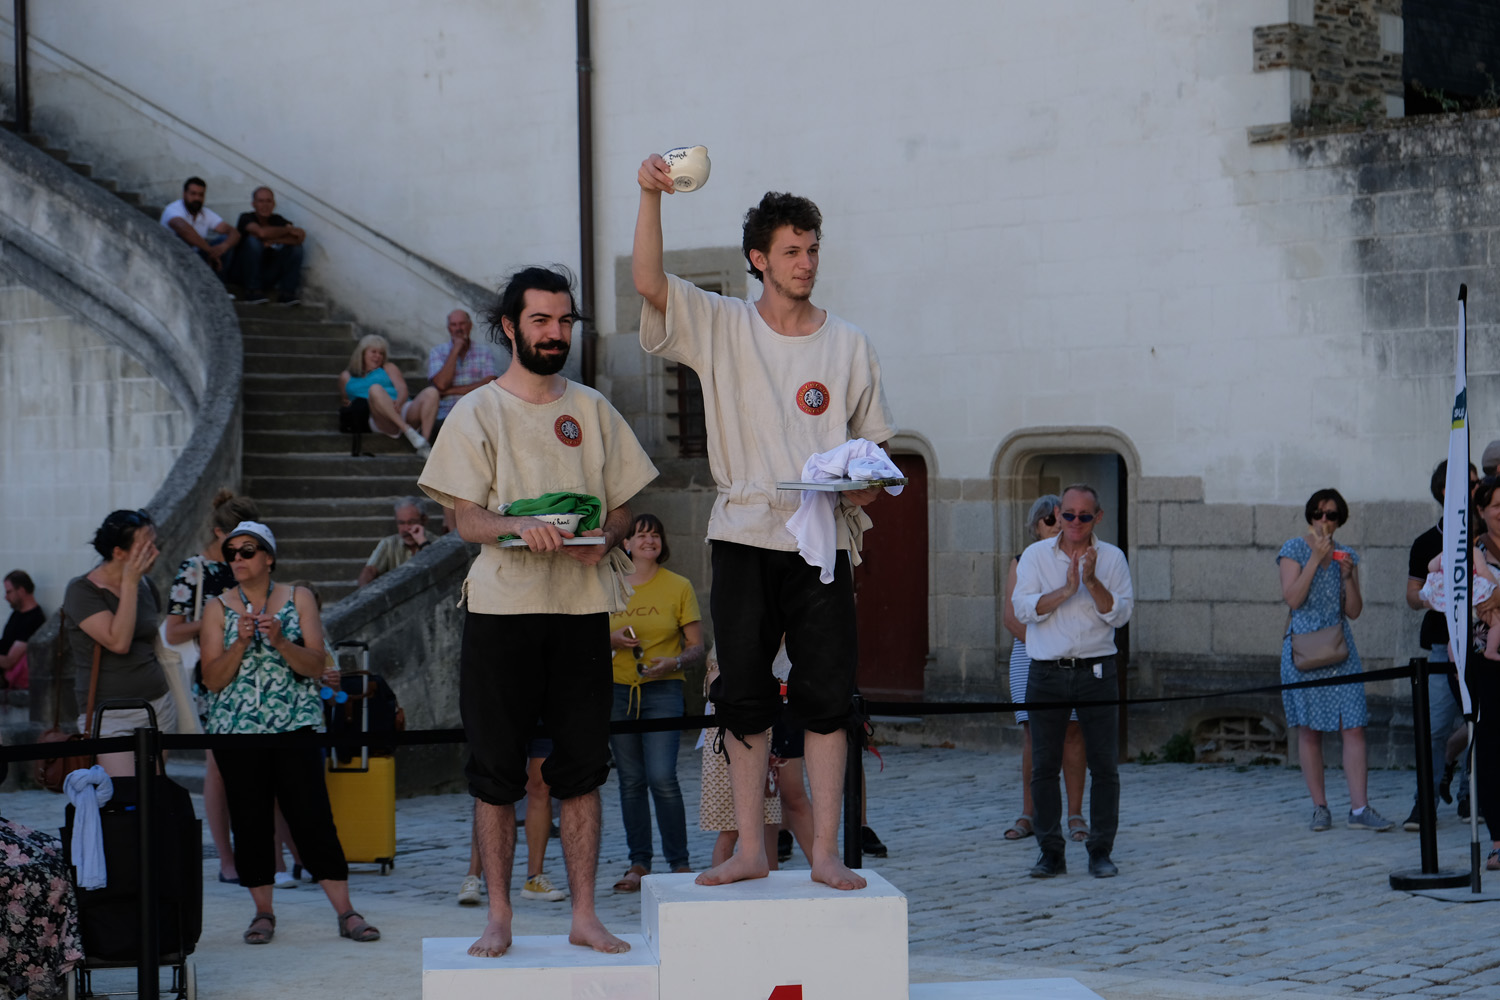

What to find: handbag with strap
left=1286, top=560, right=1349, bottom=672
left=36, top=610, right=102, bottom=793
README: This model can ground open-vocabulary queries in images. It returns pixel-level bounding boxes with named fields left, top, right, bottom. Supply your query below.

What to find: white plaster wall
left=17, top=0, right=1460, bottom=505
left=0, top=278, right=190, bottom=612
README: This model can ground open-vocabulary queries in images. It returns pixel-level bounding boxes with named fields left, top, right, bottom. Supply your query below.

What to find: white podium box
left=641, top=871, right=907, bottom=1000
left=422, top=935, right=657, bottom=1000
left=910, top=980, right=1102, bottom=999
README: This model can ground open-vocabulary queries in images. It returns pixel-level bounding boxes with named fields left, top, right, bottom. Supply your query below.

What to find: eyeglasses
left=1060, top=512, right=1096, bottom=523
left=1041, top=514, right=1057, bottom=527
left=1310, top=510, right=1340, bottom=522
left=226, top=545, right=261, bottom=561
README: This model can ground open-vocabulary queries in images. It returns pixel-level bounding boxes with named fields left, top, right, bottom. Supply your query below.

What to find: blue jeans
left=610, top=680, right=688, bottom=870
left=238, top=236, right=303, bottom=298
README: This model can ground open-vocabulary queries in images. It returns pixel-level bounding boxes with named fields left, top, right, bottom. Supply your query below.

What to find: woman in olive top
left=607, top=514, right=704, bottom=891
left=63, top=509, right=175, bottom=775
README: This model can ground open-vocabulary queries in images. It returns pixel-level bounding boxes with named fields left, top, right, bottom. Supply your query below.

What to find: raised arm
left=633, top=154, right=675, bottom=314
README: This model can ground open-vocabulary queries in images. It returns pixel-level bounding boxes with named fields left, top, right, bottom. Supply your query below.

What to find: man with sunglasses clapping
left=1012, top=483, right=1134, bottom=879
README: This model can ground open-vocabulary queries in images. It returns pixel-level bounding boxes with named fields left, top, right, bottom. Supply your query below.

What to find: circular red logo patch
left=554, top=415, right=582, bottom=447
left=796, top=381, right=830, bottom=416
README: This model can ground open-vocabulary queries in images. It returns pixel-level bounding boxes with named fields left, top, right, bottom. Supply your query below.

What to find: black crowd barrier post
left=1389, top=659, right=1469, bottom=891
left=135, top=725, right=161, bottom=1000
left=843, top=695, right=864, bottom=871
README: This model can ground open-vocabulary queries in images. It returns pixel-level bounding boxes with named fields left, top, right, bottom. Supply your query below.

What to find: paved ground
left=3, top=742, right=1497, bottom=999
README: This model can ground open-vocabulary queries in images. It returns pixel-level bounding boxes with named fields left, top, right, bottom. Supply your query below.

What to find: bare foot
left=468, top=918, right=512, bottom=957
left=810, top=856, right=867, bottom=891
left=694, top=851, right=770, bottom=886
left=569, top=914, right=630, bottom=954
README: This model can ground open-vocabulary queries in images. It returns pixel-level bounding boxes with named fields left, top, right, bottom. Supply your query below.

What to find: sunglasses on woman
left=1060, top=511, right=1095, bottom=523
left=226, top=545, right=262, bottom=561
left=1041, top=514, right=1057, bottom=527
left=1310, top=510, right=1340, bottom=521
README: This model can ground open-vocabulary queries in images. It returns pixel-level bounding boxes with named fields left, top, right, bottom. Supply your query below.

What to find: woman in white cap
left=199, top=521, right=380, bottom=946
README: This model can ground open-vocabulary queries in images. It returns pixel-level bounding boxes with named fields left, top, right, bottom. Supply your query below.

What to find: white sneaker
left=457, top=874, right=482, bottom=906
left=273, top=871, right=297, bottom=889
left=521, top=872, right=568, bottom=901
left=403, top=427, right=431, bottom=458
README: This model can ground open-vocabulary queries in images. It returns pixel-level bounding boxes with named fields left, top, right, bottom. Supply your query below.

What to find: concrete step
left=244, top=381, right=429, bottom=412
left=237, top=320, right=350, bottom=342
left=91, top=176, right=118, bottom=193
left=114, top=189, right=142, bottom=206
left=259, top=497, right=421, bottom=519
left=243, top=335, right=353, bottom=357
left=266, top=535, right=384, bottom=560
left=245, top=428, right=416, bottom=454
left=310, top=580, right=358, bottom=604
left=243, top=473, right=424, bottom=499
left=274, top=556, right=367, bottom=581
left=243, top=452, right=426, bottom=477
left=272, top=515, right=396, bottom=539
left=245, top=352, right=360, bottom=375
left=236, top=302, right=331, bottom=322
left=243, top=369, right=425, bottom=391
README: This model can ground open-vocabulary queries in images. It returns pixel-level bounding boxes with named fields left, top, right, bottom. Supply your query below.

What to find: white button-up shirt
left=1013, top=534, right=1134, bottom=661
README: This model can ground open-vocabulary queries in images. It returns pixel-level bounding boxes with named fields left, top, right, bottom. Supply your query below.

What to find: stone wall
left=1253, top=0, right=1405, bottom=136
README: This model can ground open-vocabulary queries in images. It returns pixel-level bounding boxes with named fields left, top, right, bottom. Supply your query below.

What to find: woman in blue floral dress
left=199, top=521, right=379, bottom=946
left=1278, top=489, right=1394, bottom=833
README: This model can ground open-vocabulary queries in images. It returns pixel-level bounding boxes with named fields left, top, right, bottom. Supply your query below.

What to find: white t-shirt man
left=160, top=199, right=226, bottom=240
left=640, top=274, right=896, bottom=552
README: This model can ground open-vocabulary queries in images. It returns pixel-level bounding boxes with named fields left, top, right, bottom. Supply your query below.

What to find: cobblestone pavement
left=3, top=743, right=1496, bottom=998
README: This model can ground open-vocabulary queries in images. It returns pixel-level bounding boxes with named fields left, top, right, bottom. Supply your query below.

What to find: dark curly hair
left=1303, top=489, right=1349, bottom=527
left=92, top=509, right=153, bottom=559
left=742, top=192, right=823, bottom=282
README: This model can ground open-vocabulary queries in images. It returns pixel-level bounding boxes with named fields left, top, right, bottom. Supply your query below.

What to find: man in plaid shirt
left=428, top=309, right=500, bottom=427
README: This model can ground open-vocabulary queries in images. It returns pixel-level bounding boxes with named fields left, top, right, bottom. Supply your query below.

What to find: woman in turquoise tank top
left=338, top=334, right=439, bottom=456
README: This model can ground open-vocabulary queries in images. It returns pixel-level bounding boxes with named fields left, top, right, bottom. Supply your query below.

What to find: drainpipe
left=13, top=0, right=29, bottom=133
left=576, top=0, right=597, bottom=386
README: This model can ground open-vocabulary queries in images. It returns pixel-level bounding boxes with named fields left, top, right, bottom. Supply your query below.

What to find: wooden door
left=854, top=454, right=929, bottom=699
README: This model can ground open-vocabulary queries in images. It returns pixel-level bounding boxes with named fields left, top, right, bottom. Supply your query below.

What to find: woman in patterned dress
left=1278, top=489, right=1394, bottom=833
left=199, top=521, right=379, bottom=946
left=0, top=817, right=84, bottom=1000
left=162, top=487, right=259, bottom=884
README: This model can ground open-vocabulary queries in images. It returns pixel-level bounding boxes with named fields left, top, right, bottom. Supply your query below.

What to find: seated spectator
left=427, top=309, right=499, bottom=437
left=235, top=186, right=306, bottom=306
left=1, top=569, right=44, bottom=689
left=160, top=176, right=240, bottom=280
left=339, top=334, right=439, bottom=457
left=357, top=498, right=435, bottom=587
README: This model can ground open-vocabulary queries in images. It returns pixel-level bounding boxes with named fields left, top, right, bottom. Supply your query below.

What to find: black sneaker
left=1458, top=795, right=1471, bottom=820
left=861, top=825, right=888, bottom=858
left=242, top=290, right=270, bottom=305
left=777, top=829, right=793, bottom=863
left=1403, top=806, right=1421, bottom=832
left=1440, top=759, right=1457, bottom=804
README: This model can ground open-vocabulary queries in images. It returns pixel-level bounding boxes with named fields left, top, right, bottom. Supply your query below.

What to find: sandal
left=243, top=912, right=275, bottom=945
left=613, top=864, right=648, bottom=892
left=1003, top=816, right=1034, bottom=841
left=337, top=910, right=381, bottom=943
left=1068, top=815, right=1090, bottom=842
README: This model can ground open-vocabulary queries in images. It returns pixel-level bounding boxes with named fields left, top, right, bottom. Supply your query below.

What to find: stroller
left=60, top=701, right=201, bottom=999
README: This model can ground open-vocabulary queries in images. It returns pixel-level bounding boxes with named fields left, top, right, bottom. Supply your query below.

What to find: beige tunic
left=418, top=380, right=658, bottom=615
left=640, top=275, right=896, bottom=552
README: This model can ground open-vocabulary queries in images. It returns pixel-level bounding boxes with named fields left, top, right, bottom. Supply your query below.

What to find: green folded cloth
left=498, top=491, right=602, bottom=540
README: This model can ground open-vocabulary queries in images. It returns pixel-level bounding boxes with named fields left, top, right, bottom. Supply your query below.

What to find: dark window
left=1404, top=1, right=1500, bottom=115
left=665, top=279, right=719, bottom=457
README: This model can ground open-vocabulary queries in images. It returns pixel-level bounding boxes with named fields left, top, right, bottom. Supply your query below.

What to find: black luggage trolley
left=60, top=701, right=201, bottom=999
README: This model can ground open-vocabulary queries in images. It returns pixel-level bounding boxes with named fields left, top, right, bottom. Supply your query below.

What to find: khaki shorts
left=80, top=690, right=177, bottom=737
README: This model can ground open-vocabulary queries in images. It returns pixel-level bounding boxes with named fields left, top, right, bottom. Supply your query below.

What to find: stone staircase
left=239, top=303, right=431, bottom=603
left=2, top=122, right=435, bottom=605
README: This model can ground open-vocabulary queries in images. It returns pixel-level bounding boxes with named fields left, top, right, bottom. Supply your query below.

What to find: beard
left=766, top=269, right=814, bottom=301
left=185, top=198, right=204, bottom=215
left=515, top=333, right=570, bottom=376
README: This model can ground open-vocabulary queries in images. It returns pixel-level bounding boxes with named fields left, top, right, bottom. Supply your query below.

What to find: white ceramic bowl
left=535, top=512, right=582, bottom=534
left=663, top=145, right=711, bottom=192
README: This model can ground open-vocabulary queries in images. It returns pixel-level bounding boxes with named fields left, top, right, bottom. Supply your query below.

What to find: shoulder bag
left=36, top=610, right=101, bottom=793
left=1287, top=558, right=1348, bottom=672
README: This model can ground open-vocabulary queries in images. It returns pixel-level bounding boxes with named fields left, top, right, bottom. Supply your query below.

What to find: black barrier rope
left=0, top=660, right=1452, bottom=763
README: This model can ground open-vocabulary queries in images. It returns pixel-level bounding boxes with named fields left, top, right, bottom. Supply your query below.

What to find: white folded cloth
left=64, top=765, right=114, bottom=890
left=786, top=439, right=904, bottom=584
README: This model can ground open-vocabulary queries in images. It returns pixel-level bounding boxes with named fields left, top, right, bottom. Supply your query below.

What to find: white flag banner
left=1445, top=286, right=1472, bottom=716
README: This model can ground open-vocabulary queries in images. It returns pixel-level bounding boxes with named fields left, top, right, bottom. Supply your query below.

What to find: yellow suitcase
left=325, top=753, right=396, bottom=874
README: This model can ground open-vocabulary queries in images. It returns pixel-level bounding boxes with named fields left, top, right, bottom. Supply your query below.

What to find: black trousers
left=215, top=743, right=349, bottom=888
left=709, top=541, right=858, bottom=737
left=460, top=611, right=612, bottom=805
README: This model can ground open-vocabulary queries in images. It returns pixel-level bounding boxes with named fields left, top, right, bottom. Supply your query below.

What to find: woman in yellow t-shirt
left=607, top=514, right=704, bottom=891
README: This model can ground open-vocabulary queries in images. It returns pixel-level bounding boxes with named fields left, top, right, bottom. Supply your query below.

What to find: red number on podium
left=767, top=988, right=803, bottom=999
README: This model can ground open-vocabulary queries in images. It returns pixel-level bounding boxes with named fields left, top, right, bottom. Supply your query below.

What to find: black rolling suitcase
left=60, top=700, right=202, bottom=997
